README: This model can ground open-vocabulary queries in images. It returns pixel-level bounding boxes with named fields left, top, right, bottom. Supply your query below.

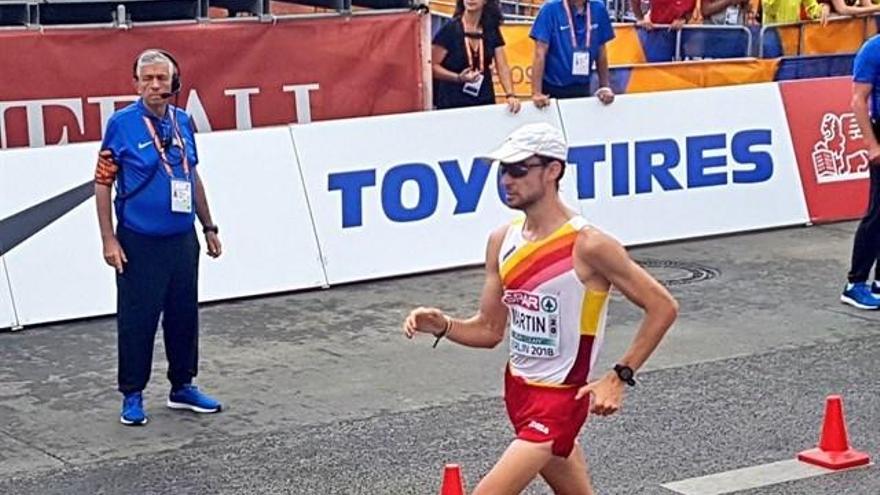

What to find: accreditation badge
left=170, top=178, right=193, bottom=213
left=462, top=73, right=485, bottom=97
left=572, top=51, right=590, bottom=76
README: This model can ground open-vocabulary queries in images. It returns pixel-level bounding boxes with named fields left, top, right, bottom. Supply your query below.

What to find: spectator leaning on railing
left=761, top=0, right=828, bottom=24
left=819, top=0, right=880, bottom=20
left=700, top=0, right=758, bottom=24
left=432, top=0, right=520, bottom=113
left=530, top=0, right=616, bottom=107
left=631, top=0, right=696, bottom=29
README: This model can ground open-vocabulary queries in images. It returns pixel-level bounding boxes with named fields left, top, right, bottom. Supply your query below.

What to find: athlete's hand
left=575, top=371, right=625, bottom=416
left=403, top=307, right=448, bottom=339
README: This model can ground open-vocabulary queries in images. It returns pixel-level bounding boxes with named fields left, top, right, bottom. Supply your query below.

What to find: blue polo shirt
left=530, top=0, right=615, bottom=88
left=101, top=99, right=199, bottom=237
left=854, top=35, right=880, bottom=118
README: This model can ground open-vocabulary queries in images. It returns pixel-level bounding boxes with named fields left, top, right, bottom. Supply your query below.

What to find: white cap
left=483, top=123, right=568, bottom=164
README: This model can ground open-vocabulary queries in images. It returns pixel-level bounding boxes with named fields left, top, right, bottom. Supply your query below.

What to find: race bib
left=572, top=51, right=590, bottom=76
left=504, top=290, right=560, bottom=359
left=170, top=178, right=193, bottom=213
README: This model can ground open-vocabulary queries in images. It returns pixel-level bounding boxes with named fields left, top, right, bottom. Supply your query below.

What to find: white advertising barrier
left=0, top=83, right=815, bottom=329
left=293, top=103, right=579, bottom=285
left=192, top=127, right=327, bottom=301
left=0, top=142, right=114, bottom=326
left=0, top=258, right=17, bottom=328
left=558, top=84, right=810, bottom=245
left=0, top=156, right=19, bottom=328
left=0, top=127, right=327, bottom=328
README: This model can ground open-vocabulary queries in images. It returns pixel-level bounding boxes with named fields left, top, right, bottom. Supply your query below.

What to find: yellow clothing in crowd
left=761, top=0, right=824, bottom=23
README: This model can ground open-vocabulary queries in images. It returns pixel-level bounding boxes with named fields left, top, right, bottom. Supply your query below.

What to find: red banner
left=780, top=77, right=870, bottom=224
left=0, top=13, right=425, bottom=149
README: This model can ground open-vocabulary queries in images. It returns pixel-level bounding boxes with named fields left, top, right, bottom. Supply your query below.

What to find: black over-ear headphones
left=132, top=49, right=181, bottom=95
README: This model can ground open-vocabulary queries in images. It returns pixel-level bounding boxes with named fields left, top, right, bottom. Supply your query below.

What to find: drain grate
left=634, top=259, right=720, bottom=287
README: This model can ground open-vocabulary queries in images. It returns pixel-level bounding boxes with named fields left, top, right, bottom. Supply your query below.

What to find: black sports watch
left=203, top=224, right=219, bottom=235
left=613, top=364, right=636, bottom=386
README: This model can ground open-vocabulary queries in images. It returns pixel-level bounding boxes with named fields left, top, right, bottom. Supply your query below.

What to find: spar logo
left=812, top=113, right=870, bottom=184
left=502, top=291, right=540, bottom=311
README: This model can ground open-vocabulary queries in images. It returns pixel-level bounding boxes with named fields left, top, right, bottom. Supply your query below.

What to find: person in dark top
left=432, top=0, right=521, bottom=113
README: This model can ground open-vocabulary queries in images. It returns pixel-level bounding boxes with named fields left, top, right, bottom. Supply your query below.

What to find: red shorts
left=504, top=367, right=590, bottom=458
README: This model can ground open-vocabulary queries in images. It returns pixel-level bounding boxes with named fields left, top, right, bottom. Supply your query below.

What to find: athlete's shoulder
left=574, top=221, right=622, bottom=256
left=488, top=222, right=512, bottom=247
left=567, top=215, right=589, bottom=232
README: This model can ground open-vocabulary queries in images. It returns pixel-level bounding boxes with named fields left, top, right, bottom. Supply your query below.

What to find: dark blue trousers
left=542, top=81, right=591, bottom=100
left=848, top=121, right=880, bottom=283
left=116, top=226, right=200, bottom=394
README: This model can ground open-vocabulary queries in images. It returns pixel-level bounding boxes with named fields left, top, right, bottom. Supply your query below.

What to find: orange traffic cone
left=797, top=395, right=871, bottom=470
left=439, top=463, right=466, bottom=495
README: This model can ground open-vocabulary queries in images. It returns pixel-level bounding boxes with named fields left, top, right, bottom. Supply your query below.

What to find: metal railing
left=674, top=24, right=753, bottom=61
left=757, top=14, right=876, bottom=58
left=428, top=0, right=878, bottom=62
left=0, top=0, right=422, bottom=28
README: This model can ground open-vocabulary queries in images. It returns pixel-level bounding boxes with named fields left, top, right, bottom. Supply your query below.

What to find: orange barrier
left=802, top=17, right=867, bottom=55
left=625, top=59, right=780, bottom=93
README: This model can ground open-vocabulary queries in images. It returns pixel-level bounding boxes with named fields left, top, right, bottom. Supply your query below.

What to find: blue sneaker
left=840, top=282, right=880, bottom=310
left=873, top=281, right=880, bottom=296
left=120, top=392, right=147, bottom=426
left=167, top=384, right=222, bottom=413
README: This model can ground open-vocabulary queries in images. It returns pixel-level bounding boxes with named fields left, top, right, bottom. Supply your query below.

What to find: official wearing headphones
left=94, top=49, right=224, bottom=426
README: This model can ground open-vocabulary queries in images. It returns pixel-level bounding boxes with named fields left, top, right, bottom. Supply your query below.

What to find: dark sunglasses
left=500, top=159, right=547, bottom=178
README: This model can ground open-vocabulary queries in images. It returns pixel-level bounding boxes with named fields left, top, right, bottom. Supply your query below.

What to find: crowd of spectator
left=625, top=0, right=880, bottom=27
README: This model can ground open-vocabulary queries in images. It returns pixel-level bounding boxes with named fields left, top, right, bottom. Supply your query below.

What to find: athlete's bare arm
left=403, top=226, right=509, bottom=349
left=572, top=228, right=678, bottom=415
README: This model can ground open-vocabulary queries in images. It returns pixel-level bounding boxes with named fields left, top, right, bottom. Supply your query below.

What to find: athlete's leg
left=539, top=441, right=594, bottom=495
left=471, top=440, right=555, bottom=495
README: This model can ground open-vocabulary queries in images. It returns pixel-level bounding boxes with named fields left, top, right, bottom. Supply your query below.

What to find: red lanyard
left=562, top=0, right=591, bottom=51
left=464, top=36, right=485, bottom=72
left=463, top=23, right=485, bottom=72
left=142, top=113, right=189, bottom=178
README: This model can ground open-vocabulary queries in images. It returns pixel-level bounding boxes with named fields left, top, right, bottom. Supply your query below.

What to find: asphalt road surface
left=1, top=222, right=877, bottom=494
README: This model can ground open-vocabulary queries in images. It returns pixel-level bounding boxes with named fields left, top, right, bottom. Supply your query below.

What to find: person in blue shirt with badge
left=529, top=0, right=616, bottom=108
left=842, top=35, right=880, bottom=309
left=94, top=49, right=223, bottom=426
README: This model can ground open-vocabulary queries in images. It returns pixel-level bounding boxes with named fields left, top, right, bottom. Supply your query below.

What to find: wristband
left=432, top=316, right=453, bottom=348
